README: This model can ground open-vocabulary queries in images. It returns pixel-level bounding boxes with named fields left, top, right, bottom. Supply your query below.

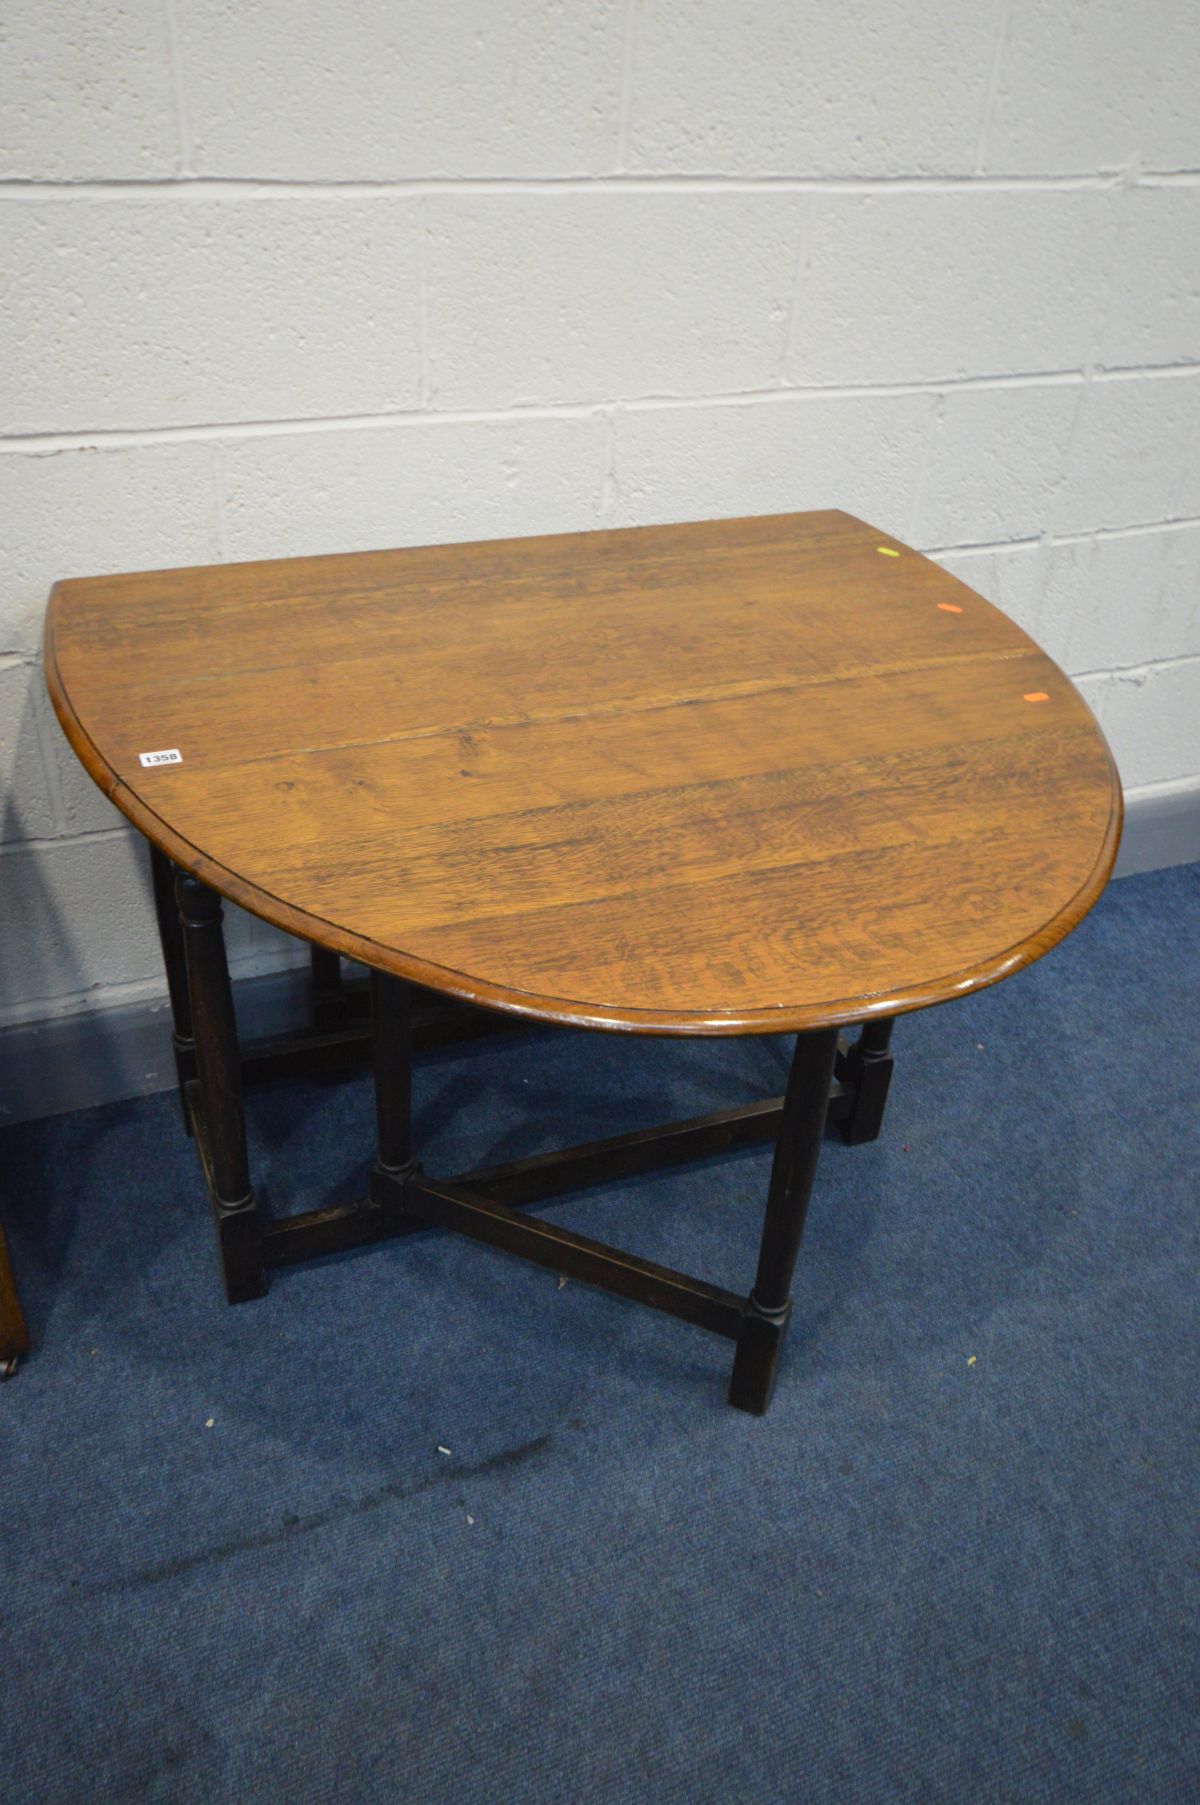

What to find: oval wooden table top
left=46, top=510, right=1121, bottom=1036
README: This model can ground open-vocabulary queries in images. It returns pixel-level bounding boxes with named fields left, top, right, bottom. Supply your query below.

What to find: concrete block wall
left=1, top=0, right=1198, bottom=1040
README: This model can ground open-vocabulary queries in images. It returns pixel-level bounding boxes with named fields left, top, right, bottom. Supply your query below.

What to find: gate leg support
left=728, top=1026, right=839, bottom=1415
left=176, top=872, right=266, bottom=1304
left=370, top=970, right=419, bottom=1206
left=837, top=1016, right=896, bottom=1145
left=311, top=944, right=352, bottom=1033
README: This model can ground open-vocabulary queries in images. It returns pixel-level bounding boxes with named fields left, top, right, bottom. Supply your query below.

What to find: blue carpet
left=1, top=864, right=1197, bottom=1804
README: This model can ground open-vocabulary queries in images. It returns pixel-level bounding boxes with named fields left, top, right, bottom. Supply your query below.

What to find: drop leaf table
left=45, top=512, right=1121, bottom=1412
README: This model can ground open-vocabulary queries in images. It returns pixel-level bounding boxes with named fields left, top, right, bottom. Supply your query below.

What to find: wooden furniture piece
left=45, top=512, right=1121, bottom=1412
left=0, top=1217, right=31, bottom=1379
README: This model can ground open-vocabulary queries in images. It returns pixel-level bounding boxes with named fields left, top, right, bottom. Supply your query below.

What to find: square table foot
left=835, top=1018, right=896, bottom=1144
left=213, top=1201, right=268, bottom=1305
left=727, top=1300, right=791, bottom=1415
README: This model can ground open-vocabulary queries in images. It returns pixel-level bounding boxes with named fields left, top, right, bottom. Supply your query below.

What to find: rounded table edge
left=44, top=597, right=1124, bottom=1037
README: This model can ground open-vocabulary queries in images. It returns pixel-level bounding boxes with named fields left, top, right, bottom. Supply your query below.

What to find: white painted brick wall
left=1048, top=373, right=1200, bottom=531
left=0, top=445, right=222, bottom=655
left=7, top=198, right=424, bottom=432
left=222, top=416, right=609, bottom=562
left=608, top=392, right=932, bottom=531
left=625, top=0, right=999, bottom=177
left=987, top=0, right=1200, bottom=174
left=791, top=191, right=1115, bottom=386
left=177, top=1, right=627, bottom=179
left=1, top=0, right=1198, bottom=1030
left=0, top=0, right=176, bottom=180
left=426, top=194, right=805, bottom=408
left=913, top=385, right=1081, bottom=547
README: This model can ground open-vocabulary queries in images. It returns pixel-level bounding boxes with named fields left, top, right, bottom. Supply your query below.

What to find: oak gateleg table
left=45, top=512, right=1121, bottom=1413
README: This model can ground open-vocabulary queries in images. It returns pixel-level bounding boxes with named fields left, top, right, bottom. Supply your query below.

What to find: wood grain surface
left=45, top=511, right=1121, bottom=1034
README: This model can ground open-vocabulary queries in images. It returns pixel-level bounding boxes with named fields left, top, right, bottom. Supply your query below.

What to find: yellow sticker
left=877, top=546, right=900, bottom=557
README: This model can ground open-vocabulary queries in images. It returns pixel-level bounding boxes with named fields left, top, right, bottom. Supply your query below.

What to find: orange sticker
left=1023, top=691, right=1050, bottom=703
left=937, top=602, right=963, bottom=614
left=877, top=546, right=900, bottom=557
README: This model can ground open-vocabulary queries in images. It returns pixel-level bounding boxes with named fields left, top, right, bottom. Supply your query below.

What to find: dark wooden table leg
left=0, top=1217, right=31, bottom=1379
left=311, top=944, right=353, bottom=1032
left=728, top=1026, right=839, bottom=1414
left=150, top=843, right=197, bottom=1133
left=370, top=970, right=417, bottom=1203
left=176, top=873, right=266, bottom=1303
left=837, top=1016, right=896, bottom=1145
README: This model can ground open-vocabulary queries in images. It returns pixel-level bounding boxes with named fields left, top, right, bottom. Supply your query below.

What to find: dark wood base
left=155, top=849, right=896, bottom=1414
left=188, top=1085, right=854, bottom=1279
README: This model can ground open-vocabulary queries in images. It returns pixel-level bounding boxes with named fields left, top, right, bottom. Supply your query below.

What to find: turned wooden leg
left=837, top=1016, right=896, bottom=1145
left=176, top=872, right=266, bottom=1304
left=370, top=969, right=417, bottom=1197
left=149, top=843, right=196, bottom=1133
left=310, top=944, right=352, bottom=1033
left=728, top=1026, right=839, bottom=1414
